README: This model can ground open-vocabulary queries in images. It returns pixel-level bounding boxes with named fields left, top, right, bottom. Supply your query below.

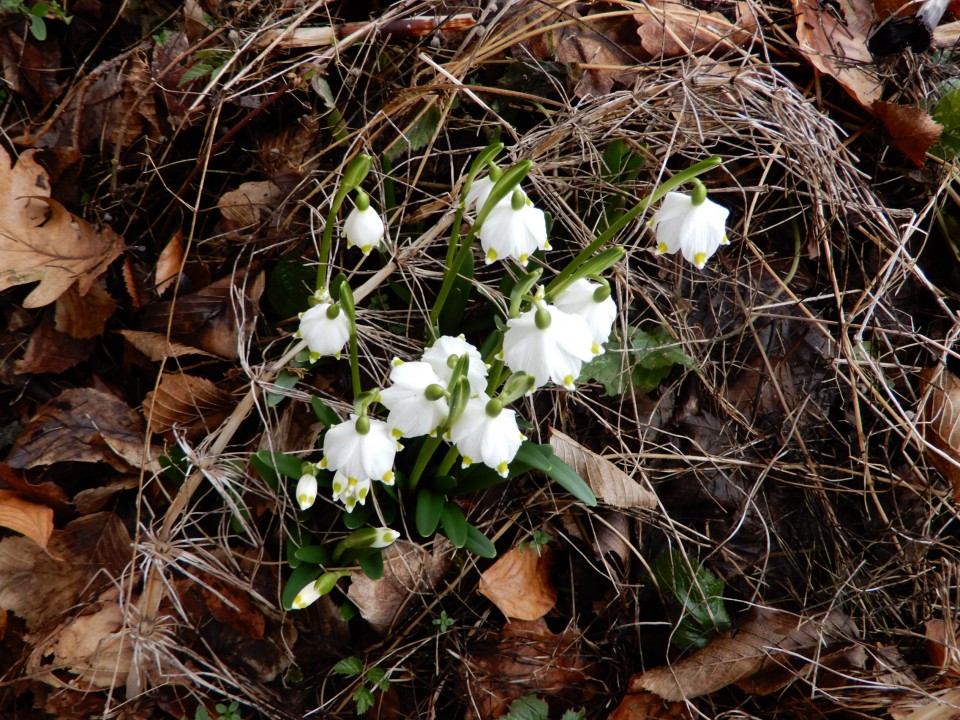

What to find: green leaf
left=333, top=656, right=364, bottom=676
left=27, top=14, right=45, bottom=40
left=580, top=325, right=694, bottom=396
left=367, top=666, right=389, bottom=690
left=310, top=396, right=340, bottom=426
left=281, top=565, right=324, bottom=610
left=342, top=503, right=372, bottom=529
left=934, top=86, right=960, bottom=158
left=651, top=549, right=731, bottom=650
left=502, top=694, right=549, bottom=720
left=179, top=62, right=215, bottom=86
left=440, top=502, right=468, bottom=548
left=415, top=487, right=445, bottom=537
left=353, top=686, right=375, bottom=715
left=560, top=710, right=586, bottom=720
left=250, top=450, right=303, bottom=485
left=194, top=707, right=213, bottom=720
left=266, top=370, right=299, bottom=408
left=463, top=522, right=497, bottom=558
left=514, top=443, right=596, bottom=506
left=359, top=550, right=384, bottom=580
left=385, top=104, right=441, bottom=162
left=294, top=545, right=332, bottom=566
left=266, top=260, right=314, bottom=319
left=437, top=248, right=474, bottom=336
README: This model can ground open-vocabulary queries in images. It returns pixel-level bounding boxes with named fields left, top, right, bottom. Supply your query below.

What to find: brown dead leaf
left=920, top=367, right=960, bottom=502
left=0, top=489, right=54, bottom=548
left=347, top=540, right=451, bottom=634
left=926, top=618, right=960, bottom=675
left=478, top=545, right=556, bottom=621
left=873, top=102, right=943, bottom=167
left=0, top=146, right=125, bottom=308
left=54, top=280, right=117, bottom=339
left=119, top=329, right=217, bottom=361
left=257, top=115, right=321, bottom=180
left=636, top=607, right=856, bottom=700
left=634, top=0, right=756, bottom=57
left=7, top=388, right=147, bottom=472
left=550, top=428, right=657, bottom=509
left=14, top=309, right=95, bottom=375
left=217, top=180, right=286, bottom=230
left=890, top=687, right=960, bottom=720
left=0, top=513, right=131, bottom=631
left=464, top=618, right=598, bottom=719
left=792, top=0, right=882, bottom=108
left=155, top=232, right=185, bottom=297
left=609, top=690, right=695, bottom=720
left=142, top=373, right=233, bottom=436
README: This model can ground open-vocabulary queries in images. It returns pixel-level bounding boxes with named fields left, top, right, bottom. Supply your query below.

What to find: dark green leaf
left=438, top=248, right=474, bottom=336
left=310, top=396, right=340, bottom=427
left=463, top=523, right=497, bottom=558
left=415, top=487, right=445, bottom=537
left=440, top=502, right=468, bottom=548
left=385, top=104, right=441, bottom=162
left=354, top=686, right=375, bottom=715
left=333, top=656, right=364, bottom=676
left=503, top=694, right=549, bottom=720
left=934, top=87, right=960, bottom=158
left=359, top=550, right=384, bottom=580
left=650, top=549, right=731, bottom=650
left=266, top=370, right=299, bottom=408
left=266, top=259, right=314, bottom=319
left=343, top=503, right=372, bottom=529
left=514, top=444, right=596, bottom=506
left=294, top=545, right=332, bottom=566
left=251, top=450, right=303, bottom=483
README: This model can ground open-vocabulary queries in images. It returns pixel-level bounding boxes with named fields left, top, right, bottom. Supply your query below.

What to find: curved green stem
left=436, top=445, right=460, bottom=477
left=408, top=435, right=443, bottom=493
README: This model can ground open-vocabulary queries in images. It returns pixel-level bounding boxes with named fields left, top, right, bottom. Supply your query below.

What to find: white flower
left=379, top=360, right=449, bottom=438
left=449, top=395, right=525, bottom=477
left=292, top=580, right=322, bottom=610
left=479, top=196, right=549, bottom=266
left=466, top=176, right=527, bottom=213
left=322, top=414, right=397, bottom=485
left=650, top=191, right=729, bottom=270
left=297, top=301, right=351, bottom=360
left=553, top=279, right=617, bottom=352
left=331, top=471, right=371, bottom=512
left=371, top=527, right=400, bottom=548
left=344, top=203, right=385, bottom=255
left=296, top=473, right=318, bottom=510
left=422, top=335, right=487, bottom=396
left=502, top=301, right=597, bottom=391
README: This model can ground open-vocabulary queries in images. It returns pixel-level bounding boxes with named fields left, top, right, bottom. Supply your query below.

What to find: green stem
left=408, top=435, right=443, bottom=493
left=430, top=227, right=478, bottom=335
left=436, top=445, right=460, bottom=477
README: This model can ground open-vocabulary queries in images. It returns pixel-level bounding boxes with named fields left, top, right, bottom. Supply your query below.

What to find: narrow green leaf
left=514, top=444, right=596, bottom=506
left=463, top=523, right=497, bottom=558
left=266, top=370, right=299, bottom=408
left=294, top=545, right=332, bottom=566
left=440, top=502, right=468, bottom=548
left=359, top=551, right=384, bottom=580
left=310, top=396, right=340, bottom=426
left=415, top=487, right=445, bottom=537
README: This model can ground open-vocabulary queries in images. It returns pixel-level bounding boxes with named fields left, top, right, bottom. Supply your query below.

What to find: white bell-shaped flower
left=465, top=175, right=496, bottom=211
left=322, top=414, right=397, bottom=485
left=297, top=300, right=351, bottom=361
left=296, top=472, right=318, bottom=511
left=553, top=278, right=617, bottom=351
left=343, top=192, right=385, bottom=255
left=449, top=394, right=525, bottom=478
left=650, top=188, right=729, bottom=270
left=422, top=334, right=487, bottom=396
left=479, top=190, right=549, bottom=266
left=379, top=360, right=450, bottom=438
left=292, top=580, right=322, bottom=610
left=331, top=471, right=372, bottom=512
left=371, top=527, right=401, bottom=548
left=502, top=296, right=597, bottom=391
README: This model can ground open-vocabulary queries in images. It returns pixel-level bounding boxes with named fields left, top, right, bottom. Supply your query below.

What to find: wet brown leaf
left=792, top=0, right=881, bottom=107
left=155, top=232, right=185, bottom=297
left=347, top=540, right=451, bottom=634
left=0, top=489, right=54, bottom=548
left=920, top=367, right=960, bottom=502
left=119, top=329, right=217, bottom=361
left=873, top=102, right=943, bottom=167
left=14, top=309, right=95, bottom=375
left=142, top=372, right=233, bottom=436
left=636, top=607, right=856, bottom=700
left=7, top=388, right=147, bottom=472
left=634, top=0, right=756, bottom=57
left=0, top=146, right=125, bottom=308
left=550, top=428, right=657, bottom=509
left=54, top=280, right=117, bottom=339
left=478, top=545, right=556, bottom=621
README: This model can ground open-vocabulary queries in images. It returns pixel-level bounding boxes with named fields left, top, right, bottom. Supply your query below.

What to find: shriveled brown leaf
left=7, top=388, right=147, bottom=472
left=464, top=618, right=598, bottom=720
left=926, top=618, right=960, bottom=675
left=920, top=367, right=960, bottom=502
left=550, top=428, right=657, bottom=509
left=791, top=0, right=881, bottom=107
left=257, top=115, right=321, bottom=180
left=54, top=280, right=117, bottom=339
left=0, top=146, right=125, bottom=308
left=478, top=545, right=556, bottom=621
left=636, top=607, right=856, bottom=700
left=119, top=329, right=217, bottom=361
left=217, top=180, right=286, bottom=230
left=873, top=102, right=943, bottom=167
left=634, top=0, right=756, bottom=57
left=0, top=513, right=131, bottom=631
left=347, top=540, right=451, bottom=634
left=0, top=489, right=54, bottom=548
left=609, top=690, right=695, bottom=720
left=14, top=309, right=95, bottom=375
left=155, top=232, right=185, bottom=297
left=142, top=372, right=233, bottom=436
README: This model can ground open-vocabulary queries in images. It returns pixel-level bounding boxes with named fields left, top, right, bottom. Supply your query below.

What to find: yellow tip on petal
left=382, top=470, right=395, bottom=485
left=461, top=457, right=474, bottom=469
left=591, top=342, right=601, bottom=355
left=518, top=254, right=529, bottom=265
left=486, top=249, right=498, bottom=263
left=693, top=252, right=707, bottom=268
left=720, top=234, right=730, bottom=245
left=320, top=457, right=328, bottom=469
left=391, top=428, right=403, bottom=439
left=563, top=374, right=575, bottom=389
left=656, top=242, right=668, bottom=254
left=496, top=462, right=509, bottom=477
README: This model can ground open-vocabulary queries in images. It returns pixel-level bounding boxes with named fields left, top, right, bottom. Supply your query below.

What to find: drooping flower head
left=479, top=190, right=549, bottom=266
left=321, top=413, right=397, bottom=485
left=331, top=471, right=372, bottom=513
left=292, top=580, right=322, bottom=610
left=422, top=334, right=487, bottom=396
left=552, top=278, right=617, bottom=351
left=378, top=359, right=450, bottom=438
left=296, top=294, right=351, bottom=361
left=296, top=472, right=318, bottom=511
left=449, top=394, right=525, bottom=478
left=650, top=182, right=729, bottom=270
left=343, top=191, right=385, bottom=255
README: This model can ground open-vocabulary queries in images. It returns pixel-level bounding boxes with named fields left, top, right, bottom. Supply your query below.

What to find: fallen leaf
left=14, top=309, right=95, bottom=375
left=0, top=489, right=54, bottom=548
left=257, top=115, right=321, bottom=180
left=54, top=280, right=117, bottom=339
left=119, top=329, right=217, bottom=361
left=7, top=388, right=147, bottom=472
left=0, top=513, right=131, bottom=631
left=217, top=180, right=286, bottom=230
left=791, top=0, right=882, bottom=107
left=464, top=618, right=598, bottom=719
left=925, top=618, right=960, bottom=675
left=155, top=232, right=185, bottom=297
left=634, top=0, right=755, bottom=57
left=873, top=102, right=943, bottom=167
left=609, top=690, right=695, bottom=720
left=550, top=428, right=657, bottom=509
left=919, top=367, right=960, bottom=502
left=142, top=372, right=233, bottom=436
left=478, top=545, right=556, bottom=620
left=890, top=687, right=960, bottom=720
left=636, top=607, right=856, bottom=700
left=347, top=540, right=451, bottom=634
left=0, top=146, right=125, bottom=308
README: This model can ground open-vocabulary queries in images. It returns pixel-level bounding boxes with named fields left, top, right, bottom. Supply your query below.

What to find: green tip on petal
left=486, top=249, right=498, bottom=262
left=391, top=428, right=403, bottom=439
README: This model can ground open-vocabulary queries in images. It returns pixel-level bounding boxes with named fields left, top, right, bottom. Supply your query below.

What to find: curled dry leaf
left=634, top=0, right=756, bottom=57
left=155, top=232, right=184, bottom=297
left=636, top=607, right=856, bottom=700
left=7, top=388, right=147, bottom=472
left=0, top=146, right=125, bottom=308
left=0, top=489, right=54, bottom=548
left=142, top=372, right=233, bottom=436
left=919, top=367, right=960, bottom=503
left=550, top=428, right=657, bottom=509
left=347, top=540, right=451, bottom=634
left=478, top=544, right=557, bottom=621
